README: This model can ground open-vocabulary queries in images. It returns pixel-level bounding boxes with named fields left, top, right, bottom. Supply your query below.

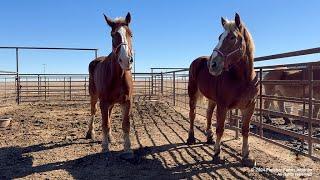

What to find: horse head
left=208, top=13, right=254, bottom=76
left=104, top=12, right=134, bottom=71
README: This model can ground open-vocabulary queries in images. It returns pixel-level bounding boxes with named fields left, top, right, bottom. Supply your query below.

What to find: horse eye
left=230, top=36, right=236, bottom=40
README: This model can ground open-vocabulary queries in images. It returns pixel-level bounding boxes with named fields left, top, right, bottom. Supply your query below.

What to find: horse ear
left=125, top=12, right=131, bottom=25
left=235, top=13, right=242, bottom=29
left=103, top=14, right=115, bottom=27
left=221, top=17, right=227, bottom=27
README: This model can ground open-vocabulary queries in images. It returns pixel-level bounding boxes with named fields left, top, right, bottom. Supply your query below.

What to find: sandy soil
left=0, top=98, right=319, bottom=179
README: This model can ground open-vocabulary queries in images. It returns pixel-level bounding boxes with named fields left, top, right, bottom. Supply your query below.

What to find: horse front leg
left=240, top=103, right=256, bottom=167
left=107, top=104, right=114, bottom=143
left=206, top=100, right=216, bottom=144
left=213, top=105, right=227, bottom=163
left=86, top=95, right=98, bottom=140
left=120, top=100, right=134, bottom=159
left=100, top=100, right=112, bottom=155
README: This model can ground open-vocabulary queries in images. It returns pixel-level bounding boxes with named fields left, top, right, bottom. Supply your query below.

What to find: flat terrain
left=0, top=99, right=319, bottom=179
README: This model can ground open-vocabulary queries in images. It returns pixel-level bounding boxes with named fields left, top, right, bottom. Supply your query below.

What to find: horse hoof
left=265, top=119, right=272, bottom=124
left=119, top=150, right=134, bottom=160
left=242, top=157, right=256, bottom=167
left=85, top=132, right=95, bottom=140
left=213, top=154, right=225, bottom=164
left=283, top=118, right=292, bottom=126
left=206, top=137, right=214, bottom=144
left=186, top=136, right=196, bottom=145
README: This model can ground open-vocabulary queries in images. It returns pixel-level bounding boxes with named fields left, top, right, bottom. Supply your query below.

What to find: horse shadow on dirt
left=0, top=101, right=284, bottom=179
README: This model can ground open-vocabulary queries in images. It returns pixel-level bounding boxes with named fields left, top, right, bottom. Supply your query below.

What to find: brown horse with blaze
left=86, top=13, right=134, bottom=160
left=187, top=13, right=258, bottom=166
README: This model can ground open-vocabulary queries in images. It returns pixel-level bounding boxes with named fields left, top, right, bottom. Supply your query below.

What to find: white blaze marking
left=211, top=30, right=229, bottom=59
left=117, top=27, right=132, bottom=69
left=117, top=27, right=129, bottom=58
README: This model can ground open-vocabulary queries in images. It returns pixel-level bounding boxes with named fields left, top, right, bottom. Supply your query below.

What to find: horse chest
left=109, top=81, right=131, bottom=103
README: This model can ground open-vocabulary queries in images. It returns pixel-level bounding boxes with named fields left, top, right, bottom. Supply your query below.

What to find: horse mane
left=223, top=19, right=255, bottom=80
left=223, top=20, right=255, bottom=61
left=113, top=17, right=128, bottom=25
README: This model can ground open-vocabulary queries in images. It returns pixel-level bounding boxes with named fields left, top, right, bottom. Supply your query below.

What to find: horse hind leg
left=186, top=88, right=200, bottom=145
left=213, top=105, right=227, bottom=163
left=206, top=100, right=216, bottom=144
left=240, top=103, right=256, bottom=167
left=86, top=95, right=98, bottom=140
left=278, top=100, right=292, bottom=125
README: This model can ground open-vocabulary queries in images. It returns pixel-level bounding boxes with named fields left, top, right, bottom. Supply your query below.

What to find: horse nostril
left=130, top=57, right=133, bottom=63
left=211, top=62, right=217, bottom=68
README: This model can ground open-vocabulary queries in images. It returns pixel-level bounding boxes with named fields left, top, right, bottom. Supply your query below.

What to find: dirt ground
left=0, top=97, right=320, bottom=179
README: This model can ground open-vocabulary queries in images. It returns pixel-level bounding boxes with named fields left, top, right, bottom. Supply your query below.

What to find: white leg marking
left=214, top=135, right=222, bottom=155
left=242, top=136, right=249, bottom=158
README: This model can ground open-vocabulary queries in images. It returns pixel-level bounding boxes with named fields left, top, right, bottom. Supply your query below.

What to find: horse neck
left=233, top=56, right=255, bottom=83
left=110, top=53, right=125, bottom=80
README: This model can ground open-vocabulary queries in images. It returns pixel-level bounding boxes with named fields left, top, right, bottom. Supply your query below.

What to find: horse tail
left=188, top=57, right=207, bottom=102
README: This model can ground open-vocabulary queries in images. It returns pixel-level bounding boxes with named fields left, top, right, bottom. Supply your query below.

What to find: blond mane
left=223, top=19, right=255, bottom=60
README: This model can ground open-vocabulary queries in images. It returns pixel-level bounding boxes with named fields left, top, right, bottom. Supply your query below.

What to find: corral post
left=15, top=48, right=20, bottom=104
left=307, top=64, right=313, bottom=157
left=151, top=68, right=154, bottom=95
left=4, top=77, right=7, bottom=100
left=235, top=109, right=239, bottom=139
left=148, top=76, right=151, bottom=100
left=44, top=76, right=47, bottom=101
left=161, top=72, right=163, bottom=95
left=64, top=77, right=66, bottom=100
left=47, top=76, right=49, bottom=99
left=84, top=76, right=87, bottom=98
left=173, top=72, right=176, bottom=106
left=94, top=49, right=98, bottom=59
left=37, top=75, right=40, bottom=97
left=69, top=76, right=72, bottom=101
left=259, top=68, right=263, bottom=137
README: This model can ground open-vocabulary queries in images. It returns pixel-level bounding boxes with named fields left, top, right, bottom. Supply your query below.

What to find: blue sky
left=0, top=1, right=320, bottom=73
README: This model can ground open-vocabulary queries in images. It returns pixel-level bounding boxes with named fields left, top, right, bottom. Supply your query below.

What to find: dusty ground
left=0, top=98, right=320, bottom=179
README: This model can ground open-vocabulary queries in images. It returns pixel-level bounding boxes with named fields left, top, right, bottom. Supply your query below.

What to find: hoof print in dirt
left=242, top=157, right=256, bottom=168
